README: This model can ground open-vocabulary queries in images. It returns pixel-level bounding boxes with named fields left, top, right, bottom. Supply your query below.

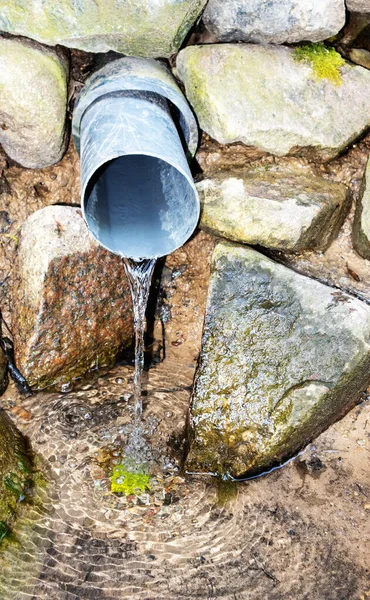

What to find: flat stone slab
left=176, top=44, right=370, bottom=160
left=197, top=168, right=350, bottom=252
left=0, top=36, right=68, bottom=169
left=0, top=0, right=207, bottom=58
left=203, top=0, right=345, bottom=44
left=353, top=157, right=370, bottom=259
left=13, top=206, right=133, bottom=390
left=187, top=242, right=370, bottom=477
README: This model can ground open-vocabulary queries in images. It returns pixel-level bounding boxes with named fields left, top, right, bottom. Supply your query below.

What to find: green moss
left=110, top=464, right=151, bottom=496
left=216, top=479, right=238, bottom=506
left=293, top=43, right=345, bottom=85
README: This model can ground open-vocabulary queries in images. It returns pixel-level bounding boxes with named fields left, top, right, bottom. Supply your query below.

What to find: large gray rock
left=203, top=0, right=345, bottom=45
left=353, top=157, right=370, bottom=259
left=0, top=0, right=207, bottom=58
left=346, top=0, right=370, bottom=12
left=176, top=44, right=370, bottom=160
left=197, top=168, right=351, bottom=252
left=0, top=36, right=69, bottom=169
left=187, top=242, right=370, bottom=477
left=13, top=206, right=133, bottom=390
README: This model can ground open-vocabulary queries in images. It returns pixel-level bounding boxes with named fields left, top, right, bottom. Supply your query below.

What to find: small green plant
left=110, top=464, right=151, bottom=496
left=293, top=43, right=345, bottom=85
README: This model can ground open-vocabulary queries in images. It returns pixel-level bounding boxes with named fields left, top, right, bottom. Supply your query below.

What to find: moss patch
left=110, top=465, right=151, bottom=496
left=293, top=43, right=345, bottom=85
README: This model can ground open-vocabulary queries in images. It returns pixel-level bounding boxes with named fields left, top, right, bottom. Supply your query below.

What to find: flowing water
left=0, top=235, right=369, bottom=598
left=122, top=258, right=156, bottom=426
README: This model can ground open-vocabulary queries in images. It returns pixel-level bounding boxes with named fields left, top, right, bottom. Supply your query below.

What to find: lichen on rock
left=0, top=35, right=69, bottom=169
left=353, top=156, right=370, bottom=259
left=13, top=205, right=133, bottom=390
left=175, top=43, right=370, bottom=159
left=187, top=242, right=370, bottom=478
left=0, top=0, right=208, bottom=58
left=197, top=167, right=351, bottom=252
left=203, top=0, right=345, bottom=45
left=0, top=409, right=32, bottom=539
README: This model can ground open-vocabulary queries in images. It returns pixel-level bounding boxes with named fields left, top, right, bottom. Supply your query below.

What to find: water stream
left=115, top=258, right=156, bottom=482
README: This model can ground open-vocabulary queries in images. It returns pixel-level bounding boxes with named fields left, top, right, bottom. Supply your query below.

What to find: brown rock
left=13, top=206, right=133, bottom=390
left=0, top=346, right=7, bottom=395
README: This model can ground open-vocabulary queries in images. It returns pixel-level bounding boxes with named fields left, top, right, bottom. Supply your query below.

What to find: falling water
left=122, top=258, right=156, bottom=425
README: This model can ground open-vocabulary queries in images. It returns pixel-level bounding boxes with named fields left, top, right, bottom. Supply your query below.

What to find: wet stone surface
left=13, top=205, right=133, bottom=390
left=0, top=408, right=31, bottom=534
left=188, top=242, right=370, bottom=477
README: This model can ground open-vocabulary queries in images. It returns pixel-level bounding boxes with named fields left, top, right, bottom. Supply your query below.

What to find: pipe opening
left=84, top=154, right=198, bottom=260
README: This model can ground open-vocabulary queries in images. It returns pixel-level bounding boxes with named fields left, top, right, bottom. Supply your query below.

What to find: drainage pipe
left=72, top=57, right=200, bottom=261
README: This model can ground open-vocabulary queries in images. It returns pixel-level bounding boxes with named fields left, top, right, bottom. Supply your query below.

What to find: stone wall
left=1, top=0, right=370, bottom=474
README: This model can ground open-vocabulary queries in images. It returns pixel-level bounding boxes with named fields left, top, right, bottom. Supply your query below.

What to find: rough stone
left=203, top=0, right=345, bottom=45
left=346, top=0, right=370, bottom=12
left=349, top=47, right=370, bottom=69
left=187, top=242, right=370, bottom=477
left=197, top=168, right=351, bottom=252
left=0, top=36, right=69, bottom=169
left=0, top=0, right=208, bottom=58
left=0, top=347, right=7, bottom=396
left=13, top=206, right=133, bottom=390
left=353, top=157, right=370, bottom=259
left=175, top=44, right=370, bottom=160
left=0, top=409, right=31, bottom=535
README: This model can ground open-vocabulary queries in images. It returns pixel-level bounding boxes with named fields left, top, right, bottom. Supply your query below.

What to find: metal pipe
left=72, top=57, right=200, bottom=260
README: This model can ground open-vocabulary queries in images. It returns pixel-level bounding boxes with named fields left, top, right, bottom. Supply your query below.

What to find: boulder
left=346, top=0, right=370, bottom=11
left=13, top=206, right=133, bottom=390
left=175, top=44, right=370, bottom=160
left=0, top=0, right=208, bottom=58
left=197, top=168, right=351, bottom=252
left=203, top=0, right=345, bottom=45
left=353, top=157, right=370, bottom=259
left=0, top=409, right=31, bottom=538
left=0, top=36, right=69, bottom=169
left=187, top=242, right=370, bottom=477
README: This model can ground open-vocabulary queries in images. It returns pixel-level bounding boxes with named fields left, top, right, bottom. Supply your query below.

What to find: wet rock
left=197, top=168, right=351, bottom=252
left=0, top=0, right=207, bottom=59
left=353, top=157, right=370, bottom=259
left=187, top=242, right=370, bottom=477
left=346, top=0, right=370, bottom=12
left=0, top=347, right=7, bottom=396
left=203, top=0, right=345, bottom=45
left=0, top=36, right=69, bottom=169
left=176, top=44, right=370, bottom=160
left=13, top=206, right=133, bottom=390
left=0, top=409, right=31, bottom=535
left=349, top=48, right=370, bottom=69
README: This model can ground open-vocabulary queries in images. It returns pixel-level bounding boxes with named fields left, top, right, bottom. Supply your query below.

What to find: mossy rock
left=353, top=157, right=370, bottom=260
left=176, top=43, right=370, bottom=160
left=0, top=0, right=208, bottom=58
left=13, top=206, right=133, bottom=390
left=0, top=35, right=69, bottom=169
left=187, top=242, right=370, bottom=478
left=0, top=409, right=31, bottom=537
